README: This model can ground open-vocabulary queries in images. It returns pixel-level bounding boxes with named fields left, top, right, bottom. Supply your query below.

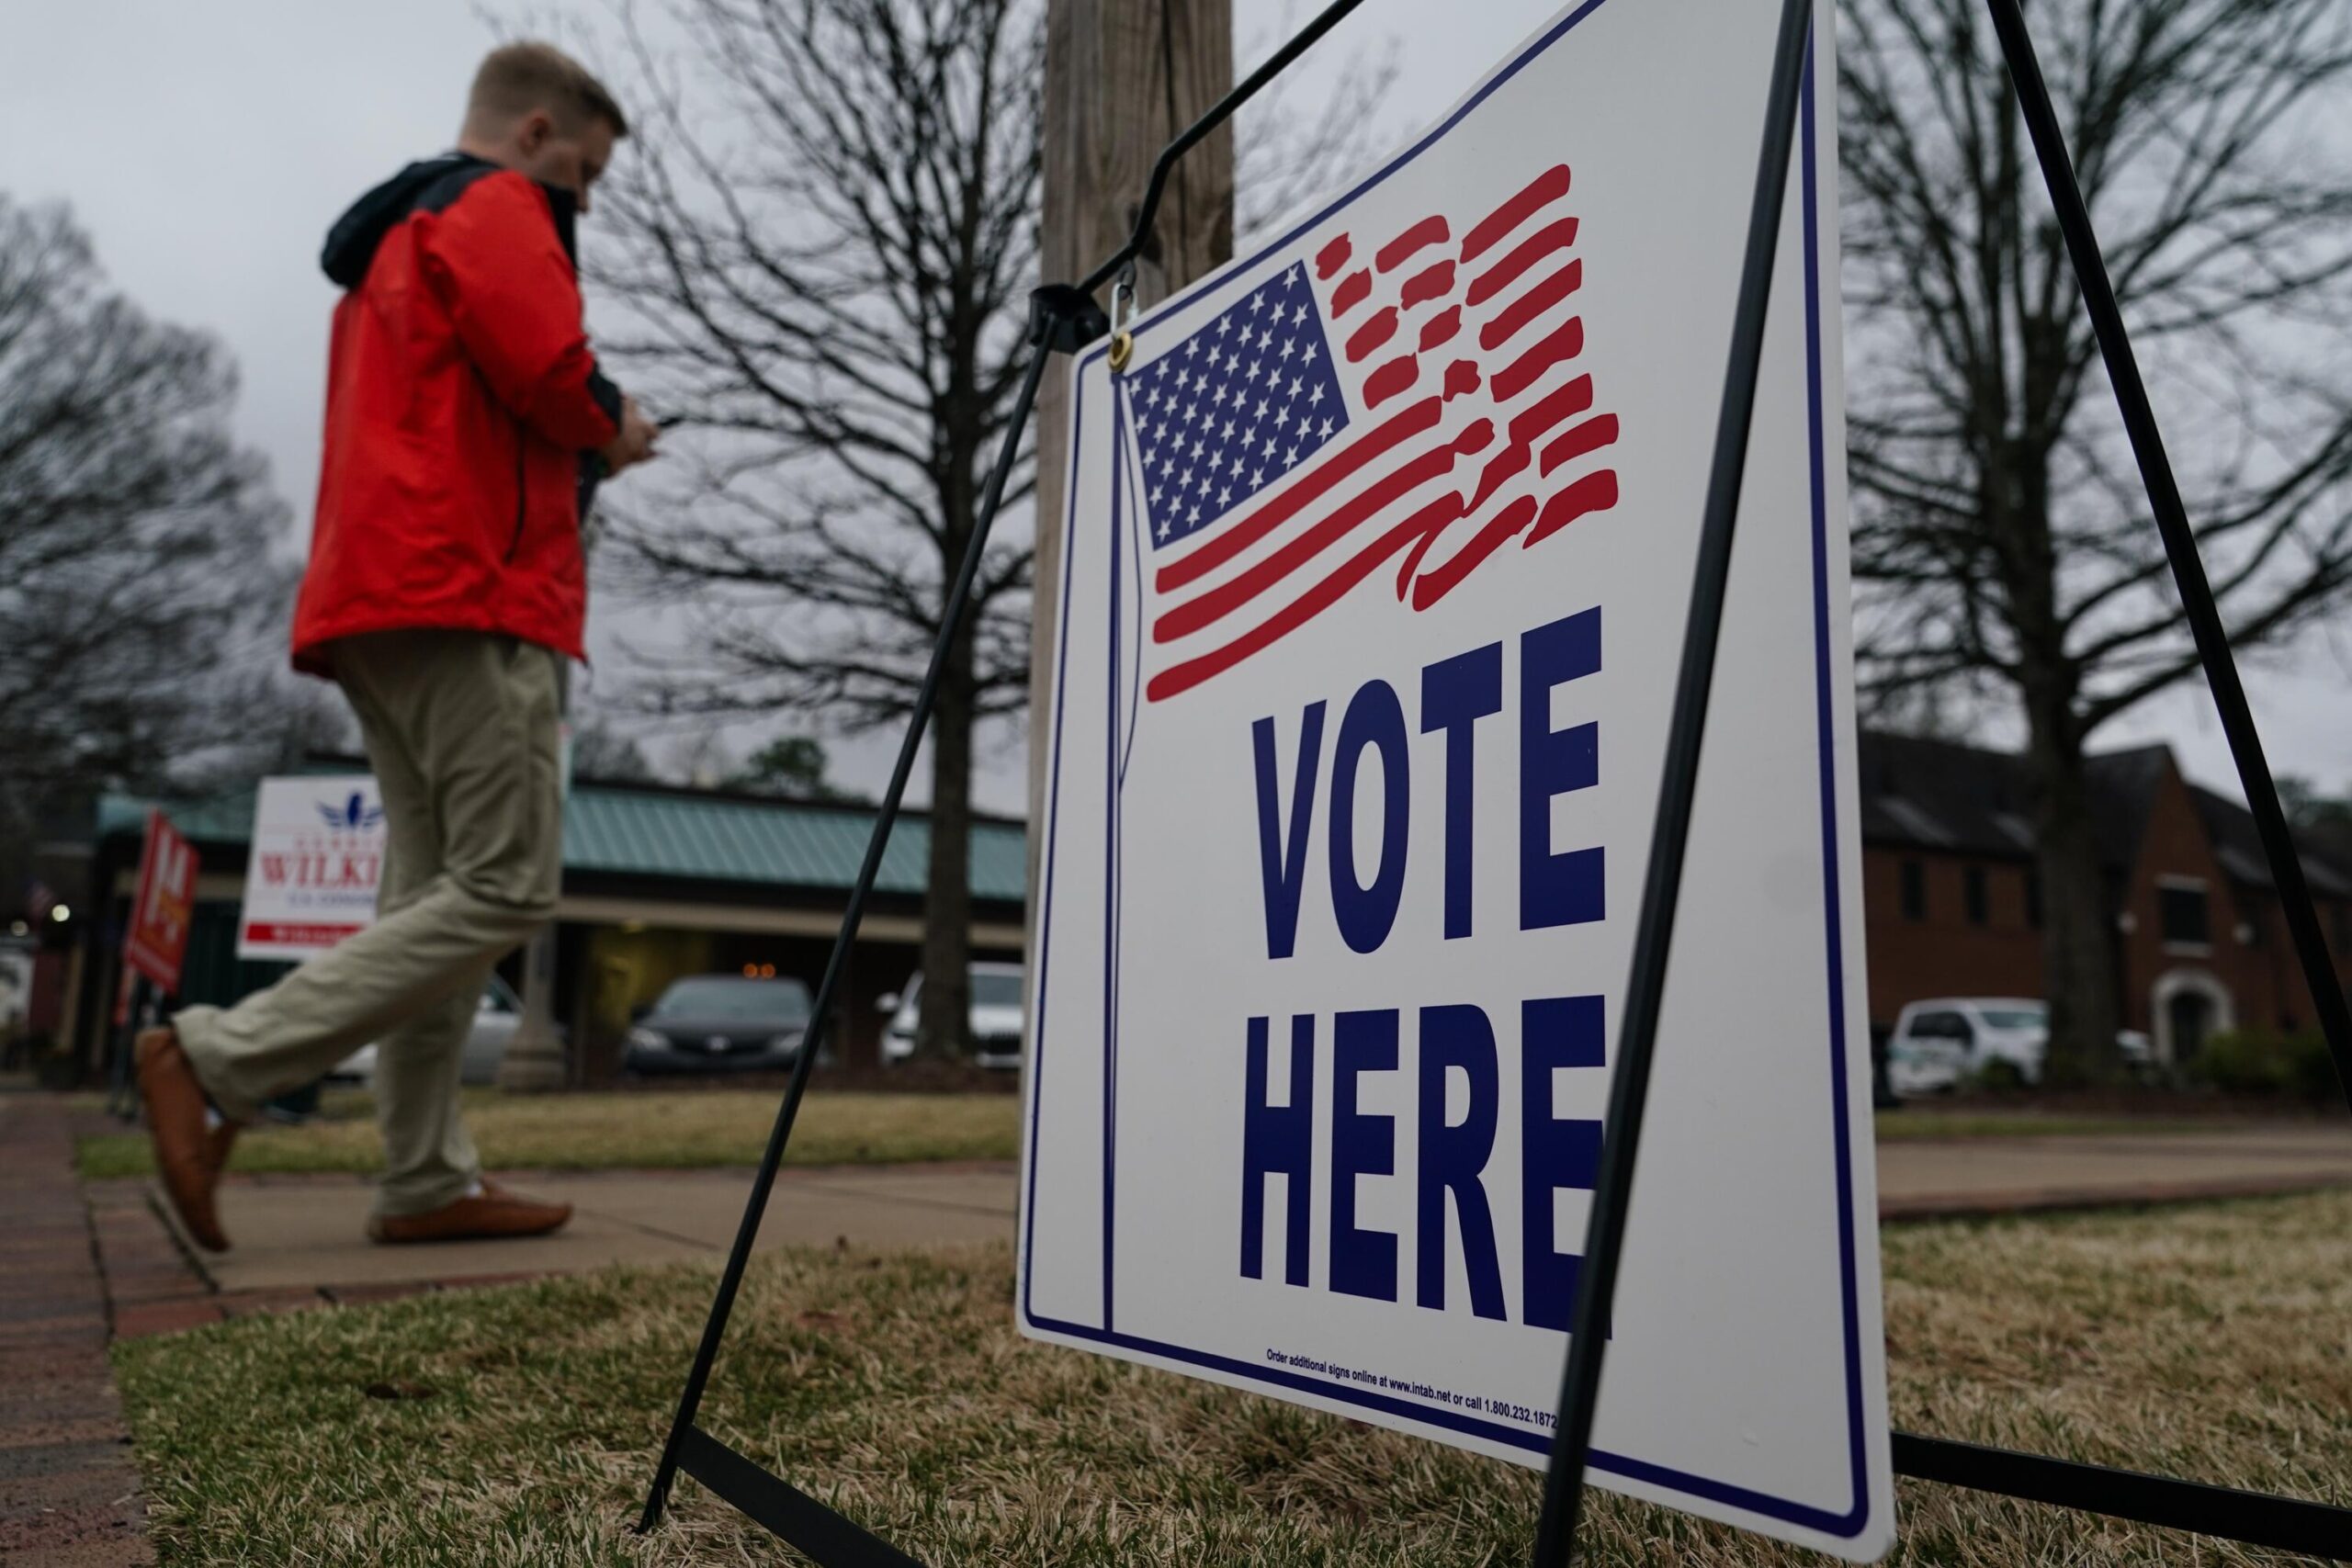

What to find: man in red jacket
left=134, top=42, right=660, bottom=1251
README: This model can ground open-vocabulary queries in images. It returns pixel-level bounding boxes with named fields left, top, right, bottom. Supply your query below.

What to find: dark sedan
left=624, top=975, right=815, bottom=1076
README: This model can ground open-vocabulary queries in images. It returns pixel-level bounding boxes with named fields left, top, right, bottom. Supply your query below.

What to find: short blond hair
left=468, top=41, right=628, bottom=139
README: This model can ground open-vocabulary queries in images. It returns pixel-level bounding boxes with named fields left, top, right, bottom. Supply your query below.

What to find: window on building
left=1963, top=866, right=1989, bottom=926
left=2025, top=869, right=2043, bottom=930
left=1900, top=859, right=1926, bottom=921
left=2238, top=897, right=2265, bottom=949
left=2158, top=882, right=2211, bottom=948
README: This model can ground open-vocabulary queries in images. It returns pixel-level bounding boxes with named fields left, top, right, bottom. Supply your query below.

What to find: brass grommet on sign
left=1108, top=262, right=1138, bottom=374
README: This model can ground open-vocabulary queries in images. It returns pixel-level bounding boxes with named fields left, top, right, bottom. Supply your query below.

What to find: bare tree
left=585, top=0, right=1044, bottom=1060
left=582, top=0, right=1389, bottom=1061
left=0, top=195, right=288, bottom=889
left=1839, top=0, right=2352, bottom=1079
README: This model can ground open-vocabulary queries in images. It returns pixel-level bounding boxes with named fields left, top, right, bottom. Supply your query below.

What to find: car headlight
left=627, top=1026, right=667, bottom=1051
left=766, top=1031, right=805, bottom=1053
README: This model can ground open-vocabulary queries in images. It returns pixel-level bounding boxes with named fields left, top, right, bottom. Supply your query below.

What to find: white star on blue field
left=1129, top=263, right=1351, bottom=548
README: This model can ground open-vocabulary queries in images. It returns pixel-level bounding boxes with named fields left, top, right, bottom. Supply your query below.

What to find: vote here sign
left=1019, top=0, right=1890, bottom=1556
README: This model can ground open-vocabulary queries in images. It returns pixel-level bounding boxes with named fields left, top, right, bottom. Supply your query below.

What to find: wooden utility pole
left=1028, top=0, right=1235, bottom=867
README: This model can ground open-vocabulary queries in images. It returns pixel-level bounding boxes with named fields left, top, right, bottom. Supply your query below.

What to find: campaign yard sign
left=1019, top=0, right=1891, bottom=1557
left=123, top=810, right=197, bottom=993
left=235, top=776, right=386, bottom=962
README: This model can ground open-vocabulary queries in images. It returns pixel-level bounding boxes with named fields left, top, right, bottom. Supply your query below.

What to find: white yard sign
left=1019, top=0, right=1890, bottom=1556
left=235, top=776, right=386, bottom=961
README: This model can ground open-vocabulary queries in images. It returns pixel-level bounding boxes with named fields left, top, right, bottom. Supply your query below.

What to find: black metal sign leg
left=636, top=288, right=1099, bottom=1537
left=632, top=1, right=1364, bottom=1551
left=1526, top=0, right=1815, bottom=1560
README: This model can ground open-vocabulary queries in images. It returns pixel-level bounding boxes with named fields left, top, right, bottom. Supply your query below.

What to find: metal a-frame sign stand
left=639, top=0, right=2352, bottom=1559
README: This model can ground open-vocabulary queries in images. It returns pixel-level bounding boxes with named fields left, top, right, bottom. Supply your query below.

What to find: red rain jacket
left=291, top=153, right=622, bottom=674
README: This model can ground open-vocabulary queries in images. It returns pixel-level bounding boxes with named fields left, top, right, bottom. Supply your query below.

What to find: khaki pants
left=175, top=630, right=562, bottom=1216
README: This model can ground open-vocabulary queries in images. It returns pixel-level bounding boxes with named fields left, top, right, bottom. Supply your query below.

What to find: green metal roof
left=98, top=782, right=1027, bottom=904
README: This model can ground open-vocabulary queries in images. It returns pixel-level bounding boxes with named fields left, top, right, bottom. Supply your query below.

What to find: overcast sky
left=4, top=0, right=2347, bottom=814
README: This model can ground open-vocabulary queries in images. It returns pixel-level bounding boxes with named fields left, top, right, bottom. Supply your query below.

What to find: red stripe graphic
left=1377, top=215, right=1451, bottom=273
left=1346, top=306, right=1399, bottom=363
left=1316, top=233, right=1353, bottom=279
left=1365, top=355, right=1419, bottom=407
left=1467, top=217, right=1580, bottom=306
left=1478, top=259, right=1583, bottom=352
left=1148, top=491, right=1466, bottom=704
left=1491, top=316, right=1584, bottom=402
left=1419, top=306, right=1463, bottom=351
left=1526, top=468, right=1619, bottom=547
left=1409, top=469, right=1616, bottom=611
left=1154, top=419, right=1493, bottom=642
left=1400, top=260, right=1455, bottom=308
left=1332, top=269, right=1372, bottom=315
left=1155, top=396, right=1442, bottom=592
left=1469, top=376, right=1596, bottom=513
left=1510, top=373, right=1596, bottom=448
left=1462, top=165, right=1571, bottom=263
left=1409, top=495, right=1540, bottom=609
left=1150, top=453, right=1618, bottom=697
left=1541, top=413, right=1619, bottom=475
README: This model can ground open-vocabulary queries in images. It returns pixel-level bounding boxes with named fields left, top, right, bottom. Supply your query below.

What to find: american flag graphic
left=1118, top=164, right=1621, bottom=704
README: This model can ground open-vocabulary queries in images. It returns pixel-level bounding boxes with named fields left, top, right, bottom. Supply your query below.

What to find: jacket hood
left=321, top=153, right=491, bottom=289
left=322, top=153, right=583, bottom=291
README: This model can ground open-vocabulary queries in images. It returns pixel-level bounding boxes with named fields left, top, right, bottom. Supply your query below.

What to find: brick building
left=1860, top=731, right=2352, bottom=1066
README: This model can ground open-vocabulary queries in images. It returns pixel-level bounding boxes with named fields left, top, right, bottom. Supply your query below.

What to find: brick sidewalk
left=0, top=1094, right=153, bottom=1567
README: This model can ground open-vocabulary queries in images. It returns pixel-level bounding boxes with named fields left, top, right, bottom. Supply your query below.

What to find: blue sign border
left=1023, top=4, right=1873, bottom=1540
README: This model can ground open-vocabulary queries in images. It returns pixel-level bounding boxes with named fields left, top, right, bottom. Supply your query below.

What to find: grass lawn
left=77, top=1085, right=2245, bottom=1182
left=77, top=1088, right=1020, bottom=1179
left=116, top=1192, right=2352, bottom=1565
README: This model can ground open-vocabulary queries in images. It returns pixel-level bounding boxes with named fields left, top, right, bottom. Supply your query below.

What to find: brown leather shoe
left=367, top=1181, right=572, bottom=1245
left=134, top=1027, right=229, bottom=1252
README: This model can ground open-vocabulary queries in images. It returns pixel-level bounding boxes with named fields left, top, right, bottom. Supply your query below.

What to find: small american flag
left=1119, top=164, right=1621, bottom=704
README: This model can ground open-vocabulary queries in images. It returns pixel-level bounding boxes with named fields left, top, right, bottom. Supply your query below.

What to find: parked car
left=881, top=962, right=1025, bottom=1069
left=1884, top=997, right=2151, bottom=1095
left=330, top=971, right=540, bottom=1088
left=625, top=974, right=815, bottom=1076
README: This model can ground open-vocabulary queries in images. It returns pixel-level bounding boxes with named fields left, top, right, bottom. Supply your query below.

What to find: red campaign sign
left=123, top=810, right=197, bottom=993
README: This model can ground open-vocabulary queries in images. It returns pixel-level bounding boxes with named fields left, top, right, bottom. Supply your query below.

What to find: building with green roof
left=57, top=773, right=1027, bottom=1080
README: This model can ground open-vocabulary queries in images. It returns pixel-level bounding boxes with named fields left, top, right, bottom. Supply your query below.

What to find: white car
left=331, top=972, right=543, bottom=1088
left=1884, top=997, right=2150, bottom=1095
left=881, top=962, right=1025, bottom=1069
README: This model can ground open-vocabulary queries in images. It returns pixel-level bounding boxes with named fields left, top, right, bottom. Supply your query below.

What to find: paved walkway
left=1878, top=1123, right=2352, bottom=1218
left=176, top=1162, right=1018, bottom=1295
left=122, top=1121, right=2352, bottom=1303
left=0, top=1094, right=153, bottom=1566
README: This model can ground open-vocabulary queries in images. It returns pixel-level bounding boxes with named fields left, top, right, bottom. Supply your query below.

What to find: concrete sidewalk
left=180, top=1162, right=1020, bottom=1295
left=1877, top=1123, right=2352, bottom=1218
left=132, top=1122, right=2352, bottom=1303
